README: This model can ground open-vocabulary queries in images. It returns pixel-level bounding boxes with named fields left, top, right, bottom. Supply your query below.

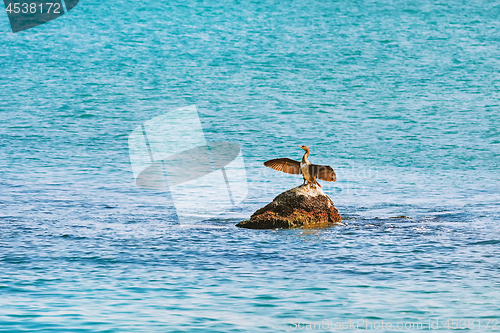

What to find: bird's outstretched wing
left=264, top=158, right=301, bottom=175
left=309, top=164, right=336, bottom=182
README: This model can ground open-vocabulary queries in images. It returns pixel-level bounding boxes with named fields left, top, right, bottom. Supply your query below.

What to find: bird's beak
left=297, top=145, right=302, bottom=148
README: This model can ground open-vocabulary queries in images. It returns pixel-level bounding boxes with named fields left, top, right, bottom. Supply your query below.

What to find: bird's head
left=298, top=145, right=310, bottom=152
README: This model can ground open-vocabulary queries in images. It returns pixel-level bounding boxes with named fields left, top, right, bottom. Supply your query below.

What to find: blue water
left=1, top=0, right=500, bottom=331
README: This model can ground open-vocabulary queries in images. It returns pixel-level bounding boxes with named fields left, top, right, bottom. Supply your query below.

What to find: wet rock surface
left=237, top=183, right=341, bottom=229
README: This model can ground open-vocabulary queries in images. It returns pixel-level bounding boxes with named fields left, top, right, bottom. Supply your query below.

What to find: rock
left=236, top=183, right=341, bottom=229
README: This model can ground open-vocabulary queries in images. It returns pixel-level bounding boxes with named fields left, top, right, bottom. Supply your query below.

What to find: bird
left=264, top=145, right=336, bottom=187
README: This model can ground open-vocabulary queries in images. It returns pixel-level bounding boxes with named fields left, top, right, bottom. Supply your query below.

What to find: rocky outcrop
left=236, top=183, right=341, bottom=229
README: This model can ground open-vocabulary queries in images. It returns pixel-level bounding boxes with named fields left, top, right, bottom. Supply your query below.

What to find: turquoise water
left=1, top=0, right=500, bottom=331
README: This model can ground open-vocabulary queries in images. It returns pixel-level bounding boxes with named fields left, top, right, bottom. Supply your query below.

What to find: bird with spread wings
left=264, top=145, right=336, bottom=187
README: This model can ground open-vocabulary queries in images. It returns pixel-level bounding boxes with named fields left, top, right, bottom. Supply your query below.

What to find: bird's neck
left=301, top=150, right=310, bottom=164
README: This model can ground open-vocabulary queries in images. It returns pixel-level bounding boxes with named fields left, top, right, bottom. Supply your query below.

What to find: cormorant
left=264, top=145, right=336, bottom=187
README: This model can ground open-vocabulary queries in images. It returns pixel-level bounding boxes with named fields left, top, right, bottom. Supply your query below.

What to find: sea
left=0, top=0, right=499, bottom=331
